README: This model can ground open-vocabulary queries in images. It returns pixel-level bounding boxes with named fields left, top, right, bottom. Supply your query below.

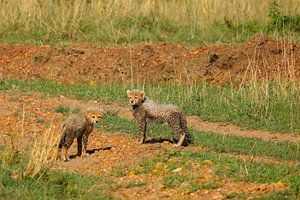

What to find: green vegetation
left=0, top=0, right=299, bottom=45
left=1, top=79, right=300, bottom=134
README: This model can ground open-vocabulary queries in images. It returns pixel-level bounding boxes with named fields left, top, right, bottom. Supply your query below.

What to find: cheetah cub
left=127, top=89, right=191, bottom=147
left=59, top=108, right=104, bottom=161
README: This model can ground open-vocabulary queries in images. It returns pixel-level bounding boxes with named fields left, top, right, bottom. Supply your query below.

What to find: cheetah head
left=126, top=89, right=145, bottom=106
left=86, top=108, right=105, bottom=124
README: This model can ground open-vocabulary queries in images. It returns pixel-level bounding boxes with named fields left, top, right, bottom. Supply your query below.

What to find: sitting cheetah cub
left=127, top=89, right=191, bottom=147
left=59, top=108, right=104, bottom=161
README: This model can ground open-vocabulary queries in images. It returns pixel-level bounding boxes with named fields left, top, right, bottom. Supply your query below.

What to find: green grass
left=1, top=79, right=300, bottom=134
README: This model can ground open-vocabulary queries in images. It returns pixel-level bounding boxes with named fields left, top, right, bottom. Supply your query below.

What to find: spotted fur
left=59, top=108, right=104, bottom=161
left=126, top=89, right=191, bottom=147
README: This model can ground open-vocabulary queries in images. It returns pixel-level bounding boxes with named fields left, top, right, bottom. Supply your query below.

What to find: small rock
left=204, top=160, right=212, bottom=164
left=151, top=182, right=165, bottom=190
left=172, top=167, right=183, bottom=173
left=179, top=181, right=190, bottom=189
left=10, top=171, right=20, bottom=180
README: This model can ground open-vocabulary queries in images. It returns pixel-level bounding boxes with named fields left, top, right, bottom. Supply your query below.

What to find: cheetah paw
left=173, top=144, right=182, bottom=148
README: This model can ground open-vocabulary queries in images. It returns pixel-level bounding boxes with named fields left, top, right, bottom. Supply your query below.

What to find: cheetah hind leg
left=174, top=132, right=185, bottom=147
left=179, top=113, right=192, bottom=146
left=61, top=147, right=69, bottom=162
left=168, top=121, right=185, bottom=147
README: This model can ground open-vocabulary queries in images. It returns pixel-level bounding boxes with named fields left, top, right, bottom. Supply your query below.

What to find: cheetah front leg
left=76, top=135, right=83, bottom=157
left=81, top=133, right=89, bottom=157
left=138, top=120, right=147, bottom=144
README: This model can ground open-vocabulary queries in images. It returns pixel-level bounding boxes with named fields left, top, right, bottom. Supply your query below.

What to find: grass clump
left=267, top=1, right=300, bottom=32
left=125, top=181, right=146, bottom=188
left=54, top=106, right=80, bottom=116
left=163, top=174, right=189, bottom=189
left=23, top=125, right=61, bottom=179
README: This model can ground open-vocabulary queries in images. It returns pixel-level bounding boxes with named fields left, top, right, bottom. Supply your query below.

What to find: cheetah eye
left=98, top=116, right=101, bottom=118
left=92, top=116, right=95, bottom=118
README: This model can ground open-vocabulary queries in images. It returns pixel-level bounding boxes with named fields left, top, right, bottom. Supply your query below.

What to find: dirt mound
left=0, top=36, right=300, bottom=85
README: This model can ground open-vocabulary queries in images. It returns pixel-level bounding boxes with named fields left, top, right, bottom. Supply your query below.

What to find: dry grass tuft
left=23, top=124, right=62, bottom=179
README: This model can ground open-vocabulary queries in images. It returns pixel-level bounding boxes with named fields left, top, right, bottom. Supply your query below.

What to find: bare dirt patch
left=56, top=131, right=169, bottom=176
left=1, top=36, right=300, bottom=85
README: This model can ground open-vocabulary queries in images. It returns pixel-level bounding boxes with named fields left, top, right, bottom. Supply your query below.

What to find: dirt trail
left=56, top=131, right=158, bottom=175
left=187, top=116, right=300, bottom=143
left=1, top=90, right=299, bottom=148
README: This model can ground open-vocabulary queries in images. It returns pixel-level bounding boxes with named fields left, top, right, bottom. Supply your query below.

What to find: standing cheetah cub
left=59, top=108, right=104, bottom=161
left=127, top=89, right=191, bottom=147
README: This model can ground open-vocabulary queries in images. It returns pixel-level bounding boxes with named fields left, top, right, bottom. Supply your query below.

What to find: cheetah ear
left=126, top=90, right=131, bottom=95
left=85, top=110, right=91, bottom=115
left=98, top=107, right=105, bottom=114
left=140, top=91, right=145, bottom=99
